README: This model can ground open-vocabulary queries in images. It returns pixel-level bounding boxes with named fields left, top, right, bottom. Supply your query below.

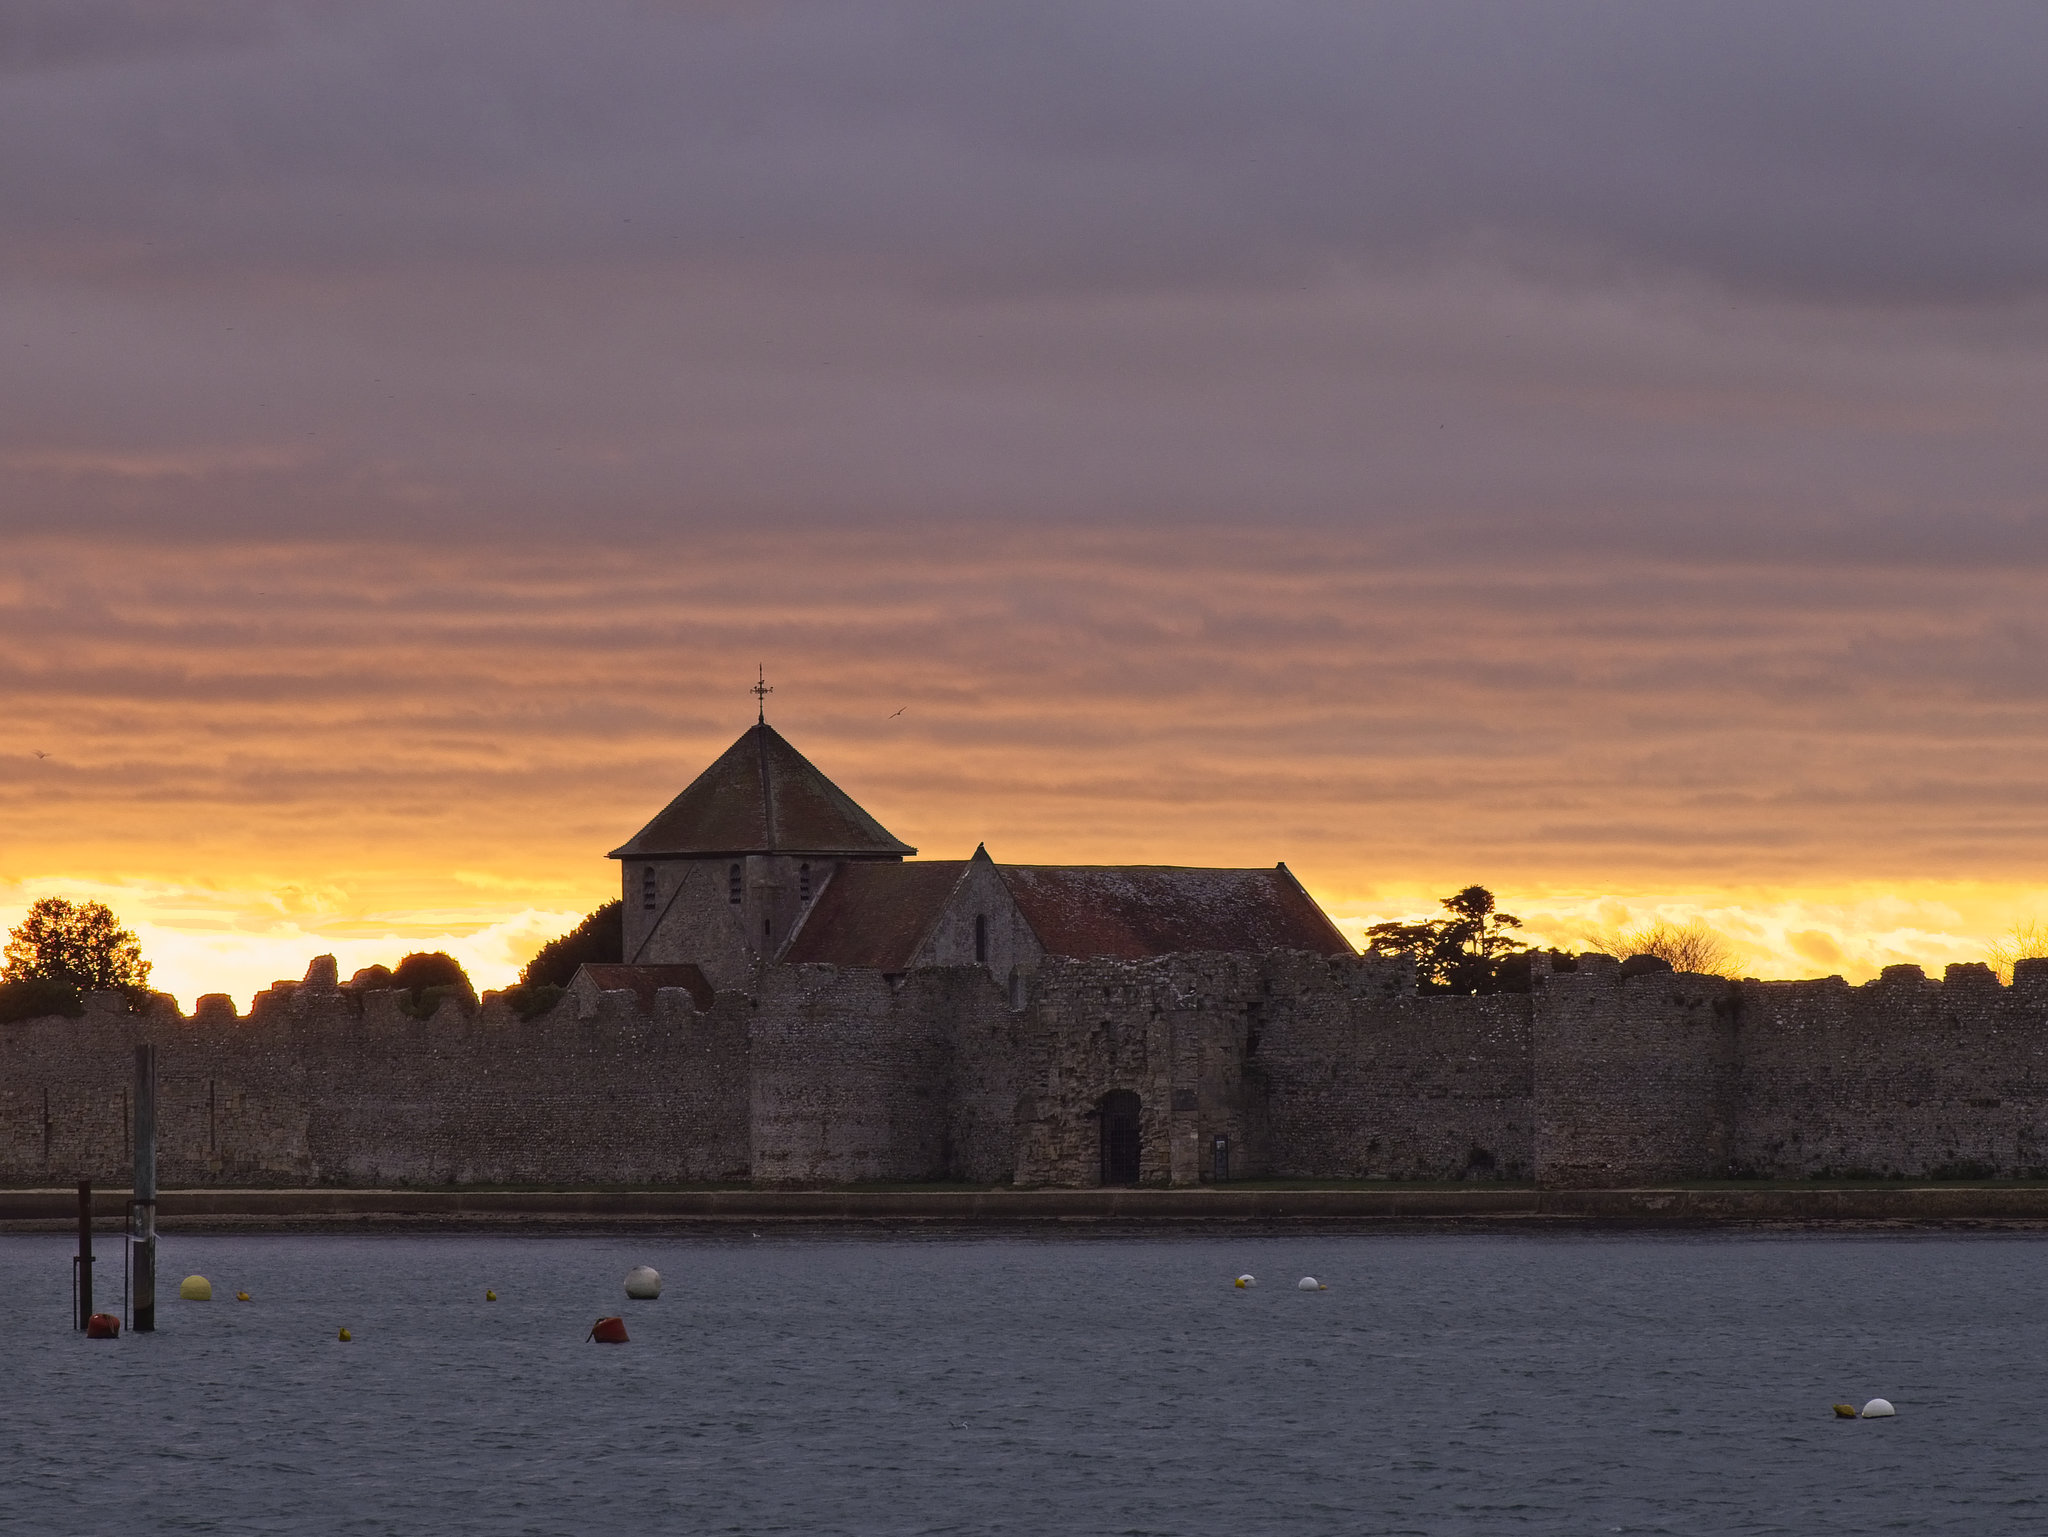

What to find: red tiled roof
left=779, top=862, right=969, bottom=970
left=608, top=724, right=915, bottom=859
left=999, top=864, right=1352, bottom=959
left=575, top=963, right=716, bottom=1011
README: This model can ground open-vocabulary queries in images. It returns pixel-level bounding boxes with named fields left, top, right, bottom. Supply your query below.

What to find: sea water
left=1, top=1230, right=2043, bottom=1534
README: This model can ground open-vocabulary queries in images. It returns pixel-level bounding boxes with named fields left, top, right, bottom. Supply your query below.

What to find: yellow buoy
left=1832, top=1403, right=1858, bottom=1418
left=236, top=1291, right=251, bottom=1302
left=178, top=1275, right=212, bottom=1301
left=338, top=1327, right=352, bottom=1342
left=486, top=1289, right=497, bottom=1301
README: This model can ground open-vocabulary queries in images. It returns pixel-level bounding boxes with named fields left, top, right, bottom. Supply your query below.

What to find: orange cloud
left=4, top=528, right=2048, bottom=1003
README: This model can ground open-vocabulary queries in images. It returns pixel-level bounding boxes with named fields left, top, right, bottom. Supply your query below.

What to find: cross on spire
left=752, top=665, right=773, bottom=724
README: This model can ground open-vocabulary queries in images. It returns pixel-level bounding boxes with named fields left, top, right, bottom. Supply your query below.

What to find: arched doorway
left=1099, top=1090, right=1142, bottom=1186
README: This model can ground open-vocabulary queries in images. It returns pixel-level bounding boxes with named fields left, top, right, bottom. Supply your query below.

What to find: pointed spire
left=971, top=842, right=992, bottom=863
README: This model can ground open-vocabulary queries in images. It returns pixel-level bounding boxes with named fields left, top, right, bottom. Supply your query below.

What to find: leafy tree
left=1365, top=885, right=1528, bottom=994
left=3, top=898, right=152, bottom=993
left=519, top=900, right=623, bottom=988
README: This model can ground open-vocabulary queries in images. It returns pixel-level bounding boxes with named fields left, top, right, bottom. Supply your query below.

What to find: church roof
left=779, top=861, right=968, bottom=970
left=999, top=864, right=1353, bottom=959
left=608, top=723, right=916, bottom=860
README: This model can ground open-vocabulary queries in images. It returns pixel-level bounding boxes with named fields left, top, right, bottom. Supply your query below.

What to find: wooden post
left=131, top=1044, right=156, bottom=1333
left=75, top=1179, right=92, bottom=1330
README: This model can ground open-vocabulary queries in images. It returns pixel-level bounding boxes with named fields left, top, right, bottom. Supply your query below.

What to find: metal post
left=132, top=1044, right=156, bottom=1332
left=75, top=1180, right=93, bottom=1329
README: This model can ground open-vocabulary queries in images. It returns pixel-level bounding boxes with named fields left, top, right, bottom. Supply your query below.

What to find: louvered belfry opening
left=1099, top=1090, right=1142, bottom=1186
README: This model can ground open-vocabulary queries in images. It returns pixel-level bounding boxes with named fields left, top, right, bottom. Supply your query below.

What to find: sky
left=6, top=1, right=2048, bottom=1004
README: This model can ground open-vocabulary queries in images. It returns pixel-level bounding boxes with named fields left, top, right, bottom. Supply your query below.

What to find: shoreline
left=8, top=1184, right=2048, bottom=1232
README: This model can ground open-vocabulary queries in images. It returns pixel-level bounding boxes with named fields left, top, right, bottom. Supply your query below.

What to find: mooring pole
left=132, top=1044, right=157, bottom=1333
left=75, top=1179, right=93, bottom=1330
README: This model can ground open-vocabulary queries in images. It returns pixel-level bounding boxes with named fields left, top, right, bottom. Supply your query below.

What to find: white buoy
left=1234, top=1274, right=1256, bottom=1288
left=1860, top=1398, right=1895, bottom=1418
left=1297, top=1276, right=1323, bottom=1291
left=624, top=1265, right=662, bottom=1300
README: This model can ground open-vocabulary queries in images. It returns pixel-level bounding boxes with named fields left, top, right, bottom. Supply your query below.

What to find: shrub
left=499, top=982, right=566, bottom=1021
left=0, top=976, right=85, bottom=1023
left=390, top=952, right=469, bottom=992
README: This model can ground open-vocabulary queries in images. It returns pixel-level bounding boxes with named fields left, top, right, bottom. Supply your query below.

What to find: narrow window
left=799, top=862, right=811, bottom=904
left=642, top=866, right=657, bottom=911
left=763, top=917, right=772, bottom=938
left=974, top=914, right=988, bottom=964
left=728, top=863, right=742, bottom=904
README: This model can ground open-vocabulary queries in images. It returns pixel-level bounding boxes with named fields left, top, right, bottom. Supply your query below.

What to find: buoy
left=589, top=1316, right=629, bottom=1344
left=178, top=1275, right=212, bottom=1301
left=1832, top=1403, right=1858, bottom=1418
left=1860, top=1398, right=1895, bottom=1418
left=1297, top=1276, right=1324, bottom=1291
left=624, top=1265, right=662, bottom=1300
left=337, top=1327, right=352, bottom=1342
left=1234, top=1274, right=1256, bottom=1288
left=485, top=1289, right=497, bottom=1301
left=85, top=1312, right=120, bottom=1339
left=236, top=1291, right=250, bottom=1302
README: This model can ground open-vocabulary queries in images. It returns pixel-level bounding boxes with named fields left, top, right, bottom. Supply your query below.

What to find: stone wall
left=10, top=953, right=2048, bottom=1189
left=1259, top=955, right=1534, bottom=1181
left=1531, top=961, right=1739, bottom=1187
left=1731, top=963, right=2048, bottom=1179
left=0, top=981, right=751, bottom=1188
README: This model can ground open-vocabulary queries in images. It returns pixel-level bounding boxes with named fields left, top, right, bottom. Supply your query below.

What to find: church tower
left=608, top=714, right=915, bottom=987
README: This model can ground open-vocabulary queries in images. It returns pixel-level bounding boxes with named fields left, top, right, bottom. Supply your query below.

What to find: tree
left=1596, top=918, right=1741, bottom=978
left=3, top=897, right=151, bottom=993
left=519, top=900, right=623, bottom=989
left=1365, top=885, right=1528, bottom=994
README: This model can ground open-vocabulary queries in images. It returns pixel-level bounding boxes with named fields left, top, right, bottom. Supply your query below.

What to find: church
left=606, top=715, right=1355, bottom=993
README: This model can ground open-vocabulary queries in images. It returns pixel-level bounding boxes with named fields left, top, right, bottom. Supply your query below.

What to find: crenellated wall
left=7, top=955, right=2048, bottom=1188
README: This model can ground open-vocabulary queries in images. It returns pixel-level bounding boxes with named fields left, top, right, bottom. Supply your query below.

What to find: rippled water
left=1, top=1230, right=2043, bottom=1534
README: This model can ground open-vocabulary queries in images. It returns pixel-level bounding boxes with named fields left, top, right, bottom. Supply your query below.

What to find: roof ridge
left=757, top=723, right=780, bottom=851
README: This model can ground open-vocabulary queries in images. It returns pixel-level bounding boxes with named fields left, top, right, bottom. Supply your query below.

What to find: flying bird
left=888, top=707, right=905, bottom=718
left=33, top=751, right=47, bottom=759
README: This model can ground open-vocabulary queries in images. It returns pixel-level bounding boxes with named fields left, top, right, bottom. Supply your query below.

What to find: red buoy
left=85, top=1312, right=121, bottom=1339
left=588, top=1316, right=629, bottom=1344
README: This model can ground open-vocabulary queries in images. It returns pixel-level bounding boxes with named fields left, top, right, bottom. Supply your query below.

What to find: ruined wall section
left=1732, top=963, right=2048, bottom=1179
left=1531, top=964, right=1738, bottom=1187
left=1257, top=956, right=1534, bottom=1181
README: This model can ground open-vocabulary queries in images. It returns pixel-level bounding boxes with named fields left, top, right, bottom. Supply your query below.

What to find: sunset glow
left=6, top=6, right=2048, bottom=1007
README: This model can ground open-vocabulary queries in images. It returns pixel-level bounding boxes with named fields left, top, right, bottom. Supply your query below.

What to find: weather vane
left=752, top=664, right=772, bottom=724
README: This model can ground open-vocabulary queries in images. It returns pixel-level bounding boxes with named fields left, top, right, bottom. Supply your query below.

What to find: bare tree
left=1986, top=919, right=2048, bottom=984
left=1593, top=918, right=1740, bottom=978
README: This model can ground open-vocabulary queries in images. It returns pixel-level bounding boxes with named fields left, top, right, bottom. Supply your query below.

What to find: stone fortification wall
left=1256, top=954, right=1533, bottom=1181
left=747, top=965, right=1002, bottom=1183
left=1530, top=962, right=1739, bottom=1187
left=0, top=981, right=750, bottom=1188
left=1730, top=963, right=2048, bottom=1179
left=1010, top=954, right=1266, bottom=1187
left=10, top=953, right=2048, bottom=1189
